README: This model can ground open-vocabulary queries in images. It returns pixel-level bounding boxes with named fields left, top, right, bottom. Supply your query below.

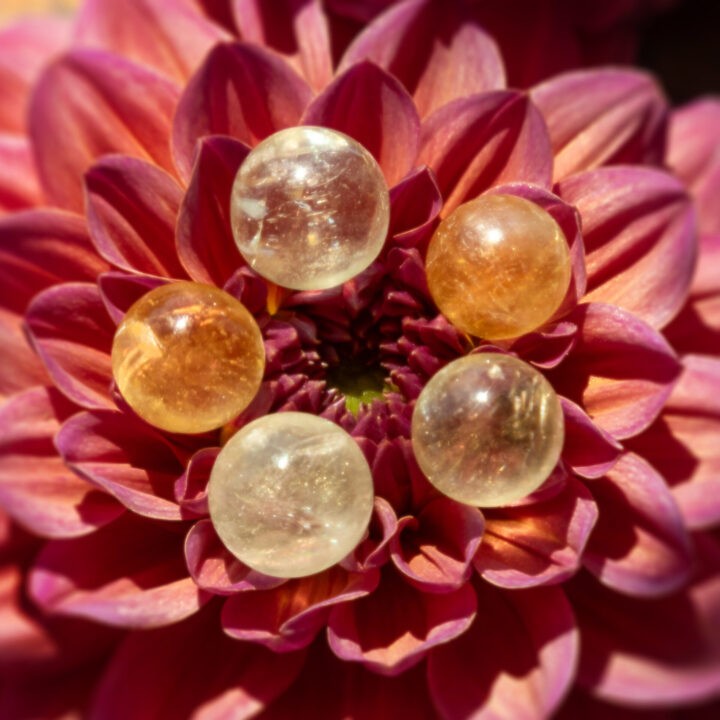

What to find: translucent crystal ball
left=426, top=194, right=572, bottom=339
left=208, top=412, right=375, bottom=578
left=411, top=353, right=564, bottom=507
left=230, top=126, right=390, bottom=290
left=111, top=282, right=265, bottom=434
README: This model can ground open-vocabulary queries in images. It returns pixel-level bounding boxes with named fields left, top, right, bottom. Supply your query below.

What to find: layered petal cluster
left=0, top=0, right=718, bottom=718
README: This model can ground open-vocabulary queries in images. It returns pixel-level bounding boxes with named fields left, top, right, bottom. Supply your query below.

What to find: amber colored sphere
left=412, top=353, right=564, bottom=507
left=426, top=194, right=572, bottom=340
left=230, top=126, right=390, bottom=291
left=111, top=282, right=265, bottom=434
left=208, top=412, right=375, bottom=578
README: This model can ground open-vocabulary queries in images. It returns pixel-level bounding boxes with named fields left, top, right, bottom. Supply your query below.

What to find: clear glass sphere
left=426, top=194, right=572, bottom=339
left=111, top=282, right=265, bottom=434
left=208, top=412, right=375, bottom=578
left=230, top=126, right=390, bottom=290
left=411, top=353, right=564, bottom=507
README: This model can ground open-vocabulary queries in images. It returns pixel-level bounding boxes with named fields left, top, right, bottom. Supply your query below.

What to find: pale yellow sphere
left=111, top=282, right=265, bottom=434
left=412, top=353, right=564, bottom=507
left=208, top=412, right=374, bottom=578
left=230, top=126, right=390, bottom=290
left=426, top=194, right=571, bottom=340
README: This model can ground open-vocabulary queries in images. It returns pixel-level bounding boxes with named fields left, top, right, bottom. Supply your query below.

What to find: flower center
left=326, top=360, right=389, bottom=416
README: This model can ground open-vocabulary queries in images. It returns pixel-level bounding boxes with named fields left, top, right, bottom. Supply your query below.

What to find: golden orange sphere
left=111, top=282, right=265, bottom=434
left=426, top=194, right=571, bottom=340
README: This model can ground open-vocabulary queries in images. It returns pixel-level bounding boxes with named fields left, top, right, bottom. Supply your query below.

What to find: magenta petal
left=56, top=410, right=185, bottom=521
left=25, top=283, right=115, bottom=409
left=75, top=0, right=229, bottom=83
left=550, top=303, right=680, bottom=440
left=30, top=50, right=179, bottom=212
left=0, top=388, right=123, bottom=538
left=29, top=514, right=208, bottom=628
left=0, top=134, right=42, bottom=213
left=419, top=92, right=553, bottom=214
left=327, top=566, right=476, bottom=676
left=391, top=497, right=484, bottom=592
left=572, top=533, right=720, bottom=707
left=176, top=135, right=248, bottom=284
left=303, top=61, right=420, bottom=186
left=172, top=42, right=312, bottom=182
left=98, top=272, right=168, bottom=324
left=476, top=476, right=597, bottom=589
left=341, top=496, right=399, bottom=572
left=232, top=0, right=333, bottom=91
left=85, top=155, right=187, bottom=278
left=583, top=452, right=693, bottom=597
left=185, top=519, right=285, bottom=595
left=339, top=0, right=505, bottom=117
left=532, top=69, right=667, bottom=181
left=174, top=446, right=217, bottom=516
left=428, top=583, right=578, bottom=719
left=558, top=166, right=697, bottom=329
left=388, top=165, right=443, bottom=249
left=223, top=566, right=379, bottom=652
left=0, top=310, right=49, bottom=400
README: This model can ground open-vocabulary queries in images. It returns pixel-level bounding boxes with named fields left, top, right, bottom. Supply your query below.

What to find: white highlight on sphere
left=411, top=353, right=565, bottom=507
left=230, top=126, right=390, bottom=291
left=208, top=412, right=375, bottom=578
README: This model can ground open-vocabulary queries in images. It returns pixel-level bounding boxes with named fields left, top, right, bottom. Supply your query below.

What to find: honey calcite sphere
left=111, top=282, right=265, bottom=434
left=230, top=126, right=390, bottom=290
left=208, top=412, right=374, bottom=578
left=412, top=354, right=564, bottom=507
left=426, top=194, right=572, bottom=340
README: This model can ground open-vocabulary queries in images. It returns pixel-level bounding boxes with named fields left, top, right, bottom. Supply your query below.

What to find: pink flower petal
left=176, top=136, right=248, bottom=285
left=572, top=532, right=720, bottom=707
left=388, top=165, right=443, bottom=250
left=89, top=604, right=304, bottom=720
left=0, top=134, right=42, bottom=213
left=28, top=514, right=208, bottom=628
left=583, top=452, right=693, bottom=597
left=98, top=272, right=168, bottom=324
left=550, top=303, right=680, bottom=439
left=56, top=410, right=186, bottom=521
left=232, top=0, right=333, bottom=91
left=85, top=155, right=187, bottom=278
left=223, top=566, right=379, bottom=652
left=339, top=0, right=505, bottom=117
left=30, top=50, right=180, bottom=212
left=0, top=309, right=49, bottom=400
left=558, top=166, right=697, bottom=329
left=476, top=476, right=597, bottom=589
left=391, top=497, right=484, bottom=592
left=341, top=496, right=399, bottom=572
left=667, top=98, right=720, bottom=235
left=428, top=582, right=578, bottom=719
left=172, top=42, right=312, bottom=182
left=532, top=69, right=667, bottom=181
left=25, top=283, right=115, bottom=410
left=185, top=519, right=285, bottom=594
left=174, top=446, right=217, bottom=516
left=303, top=61, right=420, bottom=186
left=327, top=566, right=476, bottom=676
left=75, top=0, right=229, bottom=83
left=0, top=388, right=122, bottom=539
left=418, top=91, right=553, bottom=215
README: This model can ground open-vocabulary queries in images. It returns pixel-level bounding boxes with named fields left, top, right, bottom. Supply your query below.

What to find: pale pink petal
left=172, top=42, right=312, bottom=182
left=303, top=61, right=420, bottom=186
left=558, top=166, right=697, bottom=329
left=428, top=583, right=578, bottom=719
left=532, top=69, right=667, bottom=181
left=583, top=453, right=693, bottom=597
left=476, top=477, right=598, bottom=589
left=327, top=567, right=476, bottom=676
left=232, top=0, right=333, bottom=91
left=339, top=0, right=505, bottom=117
left=419, top=92, right=553, bottom=215
left=25, top=283, right=115, bottom=410
left=0, top=309, right=49, bottom=400
left=29, top=514, right=208, bottom=628
left=0, top=134, right=42, bottom=213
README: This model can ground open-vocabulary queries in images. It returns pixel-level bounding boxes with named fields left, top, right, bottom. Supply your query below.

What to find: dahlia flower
left=0, top=1, right=719, bottom=718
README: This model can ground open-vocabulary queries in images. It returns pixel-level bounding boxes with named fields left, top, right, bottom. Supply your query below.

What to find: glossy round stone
left=426, top=194, right=572, bottom=340
left=111, top=282, right=265, bottom=434
left=208, top=412, right=374, bottom=578
left=412, top=353, right=564, bottom=507
left=230, top=126, right=390, bottom=290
